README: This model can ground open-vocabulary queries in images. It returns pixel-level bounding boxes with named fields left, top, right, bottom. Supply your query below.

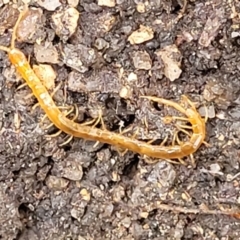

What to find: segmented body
left=0, top=7, right=206, bottom=160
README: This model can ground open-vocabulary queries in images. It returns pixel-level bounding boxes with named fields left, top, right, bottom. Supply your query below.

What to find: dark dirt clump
left=1, top=0, right=240, bottom=239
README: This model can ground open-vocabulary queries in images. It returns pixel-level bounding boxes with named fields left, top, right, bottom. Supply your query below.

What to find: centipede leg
left=180, top=95, right=198, bottom=111
left=58, top=135, right=73, bottom=147
left=171, top=131, right=186, bottom=165
left=146, top=135, right=167, bottom=147
left=175, top=124, right=192, bottom=130
left=91, top=141, right=98, bottom=148
left=147, top=139, right=156, bottom=144
left=163, top=116, right=189, bottom=124
left=175, top=125, right=192, bottom=137
left=203, top=141, right=211, bottom=147
left=41, top=105, right=75, bottom=128
left=204, top=104, right=208, bottom=123
left=189, top=154, right=195, bottom=167
left=93, top=110, right=107, bottom=130
left=66, top=104, right=78, bottom=122
left=177, top=158, right=187, bottom=165
left=16, top=82, right=28, bottom=90
left=91, top=112, right=106, bottom=149
left=79, top=110, right=104, bottom=129
left=172, top=132, right=177, bottom=146
left=126, top=128, right=139, bottom=154
left=120, top=126, right=133, bottom=135
left=80, top=118, right=98, bottom=127
left=117, top=127, right=140, bottom=156
left=44, top=105, right=76, bottom=138
left=146, top=134, right=169, bottom=146
left=45, top=129, right=62, bottom=138
left=24, top=93, right=34, bottom=101
left=45, top=128, right=65, bottom=142
left=132, top=127, right=139, bottom=139
left=171, top=129, right=196, bottom=166
left=160, top=135, right=169, bottom=146
left=100, top=113, right=107, bottom=130
left=56, top=105, right=79, bottom=146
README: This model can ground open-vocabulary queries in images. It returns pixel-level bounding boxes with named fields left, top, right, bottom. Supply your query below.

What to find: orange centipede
left=0, top=6, right=206, bottom=162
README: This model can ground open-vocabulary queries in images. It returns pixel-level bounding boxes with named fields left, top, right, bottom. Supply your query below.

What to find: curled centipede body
left=0, top=6, right=206, bottom=162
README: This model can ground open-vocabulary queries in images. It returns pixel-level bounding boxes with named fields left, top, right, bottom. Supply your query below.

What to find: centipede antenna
left=11, top=5, right=29, bottom=49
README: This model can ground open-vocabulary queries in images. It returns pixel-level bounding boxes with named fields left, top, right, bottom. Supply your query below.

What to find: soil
left=0, top=0, right=240, bottom=239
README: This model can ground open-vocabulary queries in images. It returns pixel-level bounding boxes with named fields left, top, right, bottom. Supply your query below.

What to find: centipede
left=0, top=5, right=206, bottom=162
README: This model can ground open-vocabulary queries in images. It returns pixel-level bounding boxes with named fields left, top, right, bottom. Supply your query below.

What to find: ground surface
left=0, top=0, right=240, bottom=239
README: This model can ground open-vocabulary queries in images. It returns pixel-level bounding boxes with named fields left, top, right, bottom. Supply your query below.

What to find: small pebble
left=119, top=86, right=132, bottom=99
left=52, top=7, right=80, bottom=41
left=98, top=0, right=116, bottom=7
left=132, top=51, right=152, bottom=70
left=128, top=25, right=154, bottom=45
left=34, top=42, right=59, bottom=64
left=46, top=175, right=69, bottom=190
left=67, top=0, right=79, bottom=7
left=38, top=0, right=62, bottom=11
left=155, top=44, right=182, bottom=81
